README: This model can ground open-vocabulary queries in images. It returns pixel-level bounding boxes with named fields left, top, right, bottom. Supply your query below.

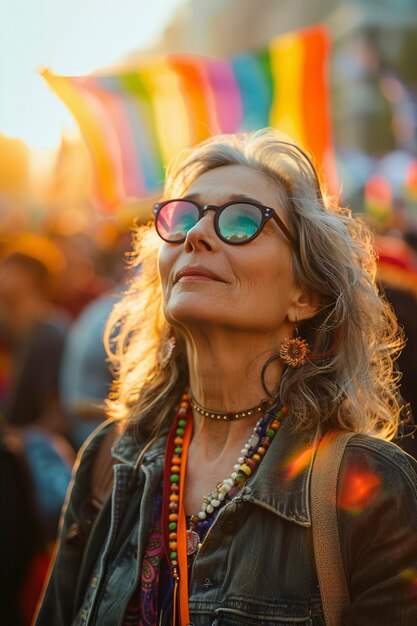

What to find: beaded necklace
left=162, top=391, right=287, bottom=626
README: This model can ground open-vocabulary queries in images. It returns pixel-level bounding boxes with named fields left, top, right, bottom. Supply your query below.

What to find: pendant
left=186, top=529, right=200, bottom=555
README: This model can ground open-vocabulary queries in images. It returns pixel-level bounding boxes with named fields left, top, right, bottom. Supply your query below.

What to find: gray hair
left=105, top=129, right=403, bottom=440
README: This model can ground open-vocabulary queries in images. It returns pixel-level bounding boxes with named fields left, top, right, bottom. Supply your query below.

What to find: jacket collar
left=112, top=415, right=320, bottom=527
left=238, top=418, right=321, bottom=527
left=112, top=425, right=166, bottom=466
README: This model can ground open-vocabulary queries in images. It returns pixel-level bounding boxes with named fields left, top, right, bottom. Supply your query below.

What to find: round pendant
left=186, top=529, right=200, bottom=555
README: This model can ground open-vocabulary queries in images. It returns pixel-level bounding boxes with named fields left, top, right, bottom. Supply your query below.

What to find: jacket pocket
left=212, top=606, right=313, bottom=625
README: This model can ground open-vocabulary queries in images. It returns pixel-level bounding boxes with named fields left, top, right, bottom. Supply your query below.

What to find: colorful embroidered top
left=122, top=493, right=172, bottom=626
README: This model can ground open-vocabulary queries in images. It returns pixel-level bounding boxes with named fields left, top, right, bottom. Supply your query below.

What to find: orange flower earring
left=279, top=324, right=310, bottom=368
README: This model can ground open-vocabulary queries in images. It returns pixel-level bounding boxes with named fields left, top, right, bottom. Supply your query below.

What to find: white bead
left=211, top=499, right=220, bottom=507
left=238, top=457, right=245, bottom=464
left=231, top=472, right=238, bottom=479
left=198, top=511, right=207, bottom=520
left=206, top=504, right=214, bottom=514
left=240, top=448, right=247, bottom=455
left=233, top=464, right=240, bottom=471
left=244, top=443, right=250, bottom=449
left=218, top=493, right=225, bottom=501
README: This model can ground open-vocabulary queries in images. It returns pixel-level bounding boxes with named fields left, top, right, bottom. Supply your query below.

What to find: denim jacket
left=35, top=417, right=417, bottom=626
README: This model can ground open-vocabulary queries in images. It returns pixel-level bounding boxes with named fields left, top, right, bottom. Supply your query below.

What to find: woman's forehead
left=185, top=164, right=284, bottom=207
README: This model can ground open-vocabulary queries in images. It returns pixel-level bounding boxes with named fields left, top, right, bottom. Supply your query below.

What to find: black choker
left=190, top=395, right=271, bottom=421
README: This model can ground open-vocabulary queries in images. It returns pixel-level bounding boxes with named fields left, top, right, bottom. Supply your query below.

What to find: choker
left=190, top=394, right=271, bottom=421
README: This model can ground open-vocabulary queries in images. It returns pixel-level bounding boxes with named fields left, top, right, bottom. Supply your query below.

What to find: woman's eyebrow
left=182, top=192, right=263, bottom=204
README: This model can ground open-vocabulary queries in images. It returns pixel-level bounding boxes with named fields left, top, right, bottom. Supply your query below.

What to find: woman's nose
left=184, top=211, right=218, bottom=252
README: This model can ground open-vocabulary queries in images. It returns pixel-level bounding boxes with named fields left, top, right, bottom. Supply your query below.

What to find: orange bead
left=257, top=447, right=266, bottom=456
left=252, top=453, right=261, bottom=462
left=169, top=541, right=178, bottom=550
left=172, top=457, right=182, bottom=465
left=169, top=494, right=179, bottom=502
left=171, top=465, right=180, bottom=473
left=281, top=406, right=288, bottom=415
left=180, top=402, right=188, bottom=408
left=174, top=437, right=183, bottom=445
left=169, top=513, right=179, bottom=521
left=169, top=532, right=177, bottom=540
left=171, top=484, right=179, bottom=492
left=270, top=420, right=280, bottom=431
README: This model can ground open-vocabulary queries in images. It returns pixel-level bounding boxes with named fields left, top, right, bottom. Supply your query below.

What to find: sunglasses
left=153, top=198, right=296, bottom=246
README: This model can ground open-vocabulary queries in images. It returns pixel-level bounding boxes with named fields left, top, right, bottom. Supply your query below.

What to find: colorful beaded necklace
left=162, top=391, right=287, bottom=626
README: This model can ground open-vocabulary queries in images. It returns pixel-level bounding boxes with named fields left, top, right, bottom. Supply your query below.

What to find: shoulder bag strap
left=311, top=429, right=355, bottom=626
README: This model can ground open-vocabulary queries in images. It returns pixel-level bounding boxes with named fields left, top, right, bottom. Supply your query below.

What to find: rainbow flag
left=42, top=25, right=335, bottom=212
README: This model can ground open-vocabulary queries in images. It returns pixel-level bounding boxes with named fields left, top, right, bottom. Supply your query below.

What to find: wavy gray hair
left=105, top=129, right=403, bottom=440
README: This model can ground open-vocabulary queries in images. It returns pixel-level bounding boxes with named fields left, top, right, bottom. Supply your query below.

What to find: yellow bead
left=240, top=464, right=252, bottom=476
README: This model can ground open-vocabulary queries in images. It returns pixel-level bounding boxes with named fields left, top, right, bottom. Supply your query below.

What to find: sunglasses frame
left=153, top=199, right=296, bottom=247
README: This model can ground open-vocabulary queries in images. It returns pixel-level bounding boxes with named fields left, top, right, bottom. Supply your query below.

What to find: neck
left=186, top=329, right=284, bottom=410
left=182, top=327, right=285, bottom=460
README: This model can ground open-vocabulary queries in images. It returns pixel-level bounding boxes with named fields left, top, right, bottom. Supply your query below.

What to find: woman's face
left=158, top=164, right=313, bottom=338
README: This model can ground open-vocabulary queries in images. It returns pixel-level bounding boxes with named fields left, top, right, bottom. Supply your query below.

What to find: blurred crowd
left=0, top=217, right=417, bottom=625
left=0, top=226, right=131, bottom=625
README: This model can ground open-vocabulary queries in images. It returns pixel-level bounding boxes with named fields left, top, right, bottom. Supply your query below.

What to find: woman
left=36, top=130, right=417, bottom=625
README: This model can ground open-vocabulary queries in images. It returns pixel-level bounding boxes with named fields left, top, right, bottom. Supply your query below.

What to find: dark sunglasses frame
left=153, top=199, right=296, bottom=246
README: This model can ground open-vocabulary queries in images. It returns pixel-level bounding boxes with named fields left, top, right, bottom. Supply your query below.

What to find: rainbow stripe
left=42, top=25, right=335, bottom=212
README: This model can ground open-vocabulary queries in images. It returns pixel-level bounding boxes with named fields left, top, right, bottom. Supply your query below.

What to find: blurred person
left=0, top=425, right=48, bottom=626
left=0, top=252, right=69, bottom=433
left=60, top=234, right=131, bottom=449
left=375, top=233, right=417, bottom=458
left=36, top=130, right=417, bottom=625
left=51, top=233, right=112, bottom=319
left=60, top=289, right=120, bottom=449
left=0, top=252, right=74, bottom=544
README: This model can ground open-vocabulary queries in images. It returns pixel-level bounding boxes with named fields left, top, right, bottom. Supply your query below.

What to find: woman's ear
left=287, top=288, right=320, bottom=324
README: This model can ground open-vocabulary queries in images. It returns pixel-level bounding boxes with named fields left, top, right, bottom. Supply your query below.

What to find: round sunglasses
left=153, top=199, right=296, bottom=246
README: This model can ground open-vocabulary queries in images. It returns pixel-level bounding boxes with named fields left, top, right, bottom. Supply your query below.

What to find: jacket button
left=203, top=577, right=213, bottom=589
left=80, top=608, right=88, bottom=620
left=90, top=576, right=98, bottom=588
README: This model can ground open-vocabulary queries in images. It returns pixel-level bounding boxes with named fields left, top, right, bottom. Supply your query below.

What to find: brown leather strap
left=311, top=430, right=354, bottom=625
left=90, top=425, right=117, bottom=510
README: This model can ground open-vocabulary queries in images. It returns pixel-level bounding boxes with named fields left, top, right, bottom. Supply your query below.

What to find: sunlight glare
left=0, top=0, right=184, bottom=150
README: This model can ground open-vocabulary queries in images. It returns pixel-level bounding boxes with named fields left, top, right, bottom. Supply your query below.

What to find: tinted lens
left=156, top=201, right=199, bottom=242
left=218, top=203, right=263, bottom=243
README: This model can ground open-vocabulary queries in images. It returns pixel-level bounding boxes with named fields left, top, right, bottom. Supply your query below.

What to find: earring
left=279, top=325, right=310, bottom=368
left=261, top=353, right=282, bottom=399
left=160, top=334, right=176, bottom=369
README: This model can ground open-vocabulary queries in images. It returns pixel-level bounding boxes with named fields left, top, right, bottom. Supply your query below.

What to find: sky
left=0, top=0, right=184, bottom=149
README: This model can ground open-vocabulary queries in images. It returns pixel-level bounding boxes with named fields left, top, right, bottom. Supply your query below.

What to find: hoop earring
left=260, top=354, right=282, bottom=399
left=279, top=324, right=310, bottom=368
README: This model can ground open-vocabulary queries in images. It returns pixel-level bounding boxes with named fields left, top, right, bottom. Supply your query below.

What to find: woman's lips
left=174, top=267, right=225, bottom=284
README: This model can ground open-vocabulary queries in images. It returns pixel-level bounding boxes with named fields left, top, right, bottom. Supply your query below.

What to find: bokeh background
left=1, top=1, right=417, bottom=624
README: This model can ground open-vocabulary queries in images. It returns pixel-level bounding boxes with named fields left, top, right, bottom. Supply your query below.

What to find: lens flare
left=282, top=444, right=316, bottom=482
left=400, top=568, right=417, bottom=593
left=338, top=468, right=381, bottom=514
